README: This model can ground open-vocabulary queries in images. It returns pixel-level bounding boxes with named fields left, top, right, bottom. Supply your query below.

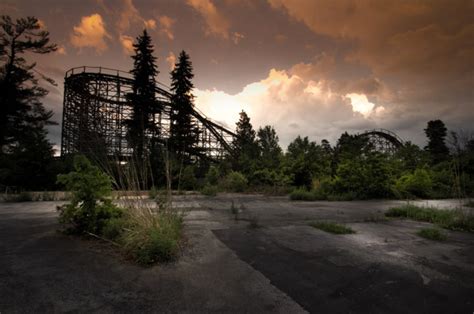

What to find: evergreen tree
left=169, top=50, right=199, bottom=163
left=232, top=110, right=258, bottom=172
left=424, top=119, right=449, bottom=164
left=257, top=125, right=282, bottom=169
left=0, top=15, right=57, bottom=189
left=126, top=29, right=159, bottom=160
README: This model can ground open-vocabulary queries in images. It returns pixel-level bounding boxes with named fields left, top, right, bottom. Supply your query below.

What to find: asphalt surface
left=1, top=195, right=473, bottom=313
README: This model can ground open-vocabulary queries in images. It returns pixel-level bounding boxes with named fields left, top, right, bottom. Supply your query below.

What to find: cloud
left=144, top=19, right=157, bottom=30
left=166, top=51, right=177, bottom=70
left=119, top=35, right=134, bottom=55
left=268, top=0, right=474, bottom=79
left=70, top=13, right=110, bottom=53
left=195, top=67, right=375, bottom=147
left=232, top=32, right=245, bottom=44
left=56, top=45, right=67, bottom=55
left=345, top=93, right=375, bottom=118
left=159, top=16, right=175, bottom=40
left=116, top=0, right=143, bottom=33
left=187, top=0, right=230, bottom=39
left=274, top=33, right=287, bottom=44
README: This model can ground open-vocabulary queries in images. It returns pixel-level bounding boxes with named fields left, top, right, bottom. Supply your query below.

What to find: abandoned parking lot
left=1, top=195, right=473, bottom=313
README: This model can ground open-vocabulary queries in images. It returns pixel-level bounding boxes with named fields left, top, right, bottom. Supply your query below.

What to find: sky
left=1, top=0, right=473, bottom=152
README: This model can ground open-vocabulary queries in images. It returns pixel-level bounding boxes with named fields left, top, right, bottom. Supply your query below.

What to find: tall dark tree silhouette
left=257, top=125, right=281, bottom=169
left=169, top=50, right=199, bottom=164
left=126, top=29, right=159, bottom=161
left=0, top=15, right=57, bottom=189
left=424, top=119, right=449, bottom=164
left=0, top=15, right=56, bottom=151
left=231, top=110, right=258, bottom=173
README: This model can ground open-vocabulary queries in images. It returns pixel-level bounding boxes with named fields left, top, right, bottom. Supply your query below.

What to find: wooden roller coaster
left=60, top=66, right=236, bottom=161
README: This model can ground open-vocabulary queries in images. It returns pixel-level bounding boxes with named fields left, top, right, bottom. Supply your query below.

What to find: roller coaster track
left=61, top=66, right=236, bottom=161
left=358, top=128, right=405, bottom=154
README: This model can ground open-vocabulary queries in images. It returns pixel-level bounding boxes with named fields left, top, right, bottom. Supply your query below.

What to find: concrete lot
left=0, top=195, right=473, bottom=313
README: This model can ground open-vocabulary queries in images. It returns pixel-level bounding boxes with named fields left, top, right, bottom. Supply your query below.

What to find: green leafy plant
left=56, top=155, right=122, bottom=234
left=201, top=184, right=218, bottom=196
left=223, top=171, right=248, bottom=192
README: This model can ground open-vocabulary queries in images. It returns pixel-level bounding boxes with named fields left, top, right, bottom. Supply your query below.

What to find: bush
left=123, top=213, right=183, bottom=265
left=180, top=166, right=197, bottom=191
left=223, top=171, right=248, bottom=192
left=56, top=155, right=122, bottom=234
left=309, top=221, right=355, bottom=234
left=201, top=184, right=218, bottom=196
left=205, top=166, right=220, bottom=186
left=395, top=168, right=433, bottom=198
left=417, top=227, right=447, bottom=241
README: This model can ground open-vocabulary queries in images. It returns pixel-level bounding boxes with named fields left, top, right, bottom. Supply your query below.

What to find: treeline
left=206, top=113, right=474, bottom=200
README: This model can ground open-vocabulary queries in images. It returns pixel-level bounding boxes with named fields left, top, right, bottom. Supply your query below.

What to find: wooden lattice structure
left=358, top=129, right=404, bottom=154
left=61, top=66, right=235, bottom=161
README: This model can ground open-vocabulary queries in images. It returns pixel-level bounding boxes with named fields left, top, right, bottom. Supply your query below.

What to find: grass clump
left=289, top=188, right=326, bottom=201
left=417, top=227, right=447, bottom=241
left=309, top=221, right=355, bottom=234
left=122, top=212, right=183, bottom=265
left=386, top=204, right=474, bottom=232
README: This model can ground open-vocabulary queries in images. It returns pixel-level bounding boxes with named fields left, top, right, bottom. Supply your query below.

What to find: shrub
left=56, top=155, right=122, bottom=234
left=180, top=166, right=197, bottom=191
left=123, top=213, right=183, bottom=265
left=417, top=227, right=447, bottom=241
left=223, top=171, right=248, bottom=192
left=395, top=168, right=433, bottom=198
left=309, top=221, right=355, bottom=234
left=205, top=166, right=220, bottom=186
left=201, top=184, right=218, bottom=196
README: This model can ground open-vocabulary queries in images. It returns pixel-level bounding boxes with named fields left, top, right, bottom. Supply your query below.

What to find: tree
left=424, top=120, right=449, bottom=164
left=231, top=110, right=258, bottom=173
left=0, top=15, right=57, bottom=189
left=169, top=50, right=199, bottom=163
left=257, top=125, right=282, bottom=169
left=126, top=29, right=159, bottom=161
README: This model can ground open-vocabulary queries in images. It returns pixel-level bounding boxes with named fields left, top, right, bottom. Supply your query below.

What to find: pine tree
left=126, top=29, right=159, bottom=160
left=0, top=15, right=57, bottom=189
left=424, top=119, right=450, bottom=164
left=231, top=110, right=258, bottom=172
left=0, top=15, right=56, bottom=151
left=169, top=50, right=199, bottom=163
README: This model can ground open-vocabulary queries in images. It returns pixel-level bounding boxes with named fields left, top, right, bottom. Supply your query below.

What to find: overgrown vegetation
left=57, top=155, right=183, bottom=265
left=308, top=221, right=356, bottom=234
left=386, top=204, right=474, bottom=232
left=417, top=227, right=447, bottom=241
